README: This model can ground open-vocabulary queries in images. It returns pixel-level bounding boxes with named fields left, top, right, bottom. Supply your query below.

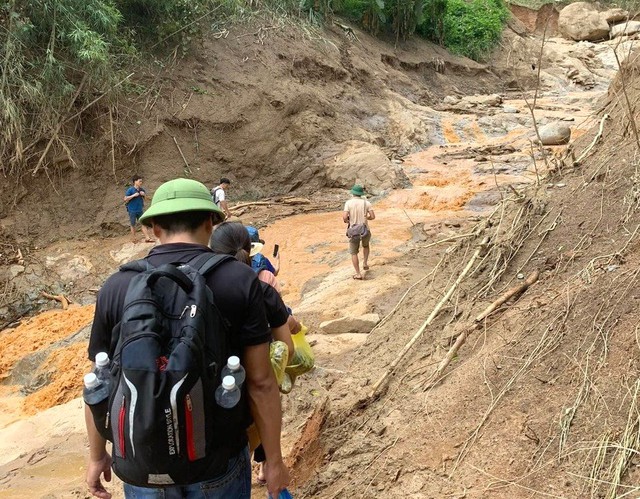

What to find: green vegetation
left=0, top=0, right=510, bottom=175
left=441, top=0, right=509, bottom=61
left=0, top=0, right=232, bottom=174
left=330, top=0, right=509, bottom=59
left=1, top=0, right=125, bottom=174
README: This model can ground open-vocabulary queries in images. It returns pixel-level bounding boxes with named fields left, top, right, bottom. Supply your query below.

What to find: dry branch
left=367, top=236, right=490, bottom=400
left=172, top=136, right=191, bottom=174
left=40, top=291, right=70, bottom=310
left=425, top=269, right=540, bottom=388
left=476, top=269, right=539, bottom=321
left=109, top=107, right=116, bottom=181
left=31, top=75, right=87, bottom=176
left=575, top=114, right=609, bottom=166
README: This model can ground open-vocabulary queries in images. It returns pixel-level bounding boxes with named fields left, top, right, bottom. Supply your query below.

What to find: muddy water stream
left=0, top=34, right=634, bottom=498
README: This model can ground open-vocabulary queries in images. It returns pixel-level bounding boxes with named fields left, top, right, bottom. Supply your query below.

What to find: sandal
left=363, top=265, right=370, bottom=270
left=353, top=274, right=363, bottom=280
left=144, top=238, right=155, bottom=243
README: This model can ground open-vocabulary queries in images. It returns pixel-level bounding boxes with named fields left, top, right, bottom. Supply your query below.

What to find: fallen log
left=41, top=292, right=70, bottom=310
left=230, top=197, right=311, bottom=212
left=425, top=269, right=540, bottom=389
left=230, top=201, right=271, bottom=211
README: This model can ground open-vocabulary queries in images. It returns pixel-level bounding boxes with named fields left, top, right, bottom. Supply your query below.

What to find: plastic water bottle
left=83, top=373, right=109, bottom=406
left=94, top=352, right=110, bottom=382
left=215, top=375, right=241, bottom=409
left=269, top=489, right=293, bottom=499
left=221, top=356, right=245, bottom=388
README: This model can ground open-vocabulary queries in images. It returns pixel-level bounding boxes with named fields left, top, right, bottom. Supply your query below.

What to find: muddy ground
left=2, top=7, right=640, bottom=499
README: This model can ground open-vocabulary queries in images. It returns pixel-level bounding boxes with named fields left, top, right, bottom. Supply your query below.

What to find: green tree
left=441, top=0, right=508, bottom=61
left=390, top=0, right=424, bottom=41
left=417, top=0, right=446, bottom=44
left=340, top=0, right=386, bottom=33
left=0, top=0, right=124, bottom=173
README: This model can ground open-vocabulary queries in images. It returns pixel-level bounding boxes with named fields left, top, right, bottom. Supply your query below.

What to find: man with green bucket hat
left=343, top=184, right=375, bottom=280
left=85, top=178, right=290, bottom=498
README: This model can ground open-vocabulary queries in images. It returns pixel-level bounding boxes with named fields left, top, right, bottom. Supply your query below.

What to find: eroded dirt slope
left=0, top=17, right=501, bottom=253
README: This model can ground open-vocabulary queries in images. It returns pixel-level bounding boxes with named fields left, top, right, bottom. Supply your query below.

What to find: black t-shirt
left=260, top=281, right=289, bottom=328
left=88, top=243, right=271, bottom=360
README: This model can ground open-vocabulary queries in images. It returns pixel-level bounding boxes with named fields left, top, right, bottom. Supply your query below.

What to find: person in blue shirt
left=124, top=174, right=154, bottom=243
left=246, top=226, right=279, bottom=276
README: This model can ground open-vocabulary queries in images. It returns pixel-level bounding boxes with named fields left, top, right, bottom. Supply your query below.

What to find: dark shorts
left=349, top=231, right=371, bottom=255
left=128, top=211, right=143, bottom=227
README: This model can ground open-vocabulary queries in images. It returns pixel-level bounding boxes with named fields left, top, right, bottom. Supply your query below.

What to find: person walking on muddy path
left=211, top=177, right=232, bottom=220
left=343, top=184, right=375, bottom=280
left=124, top=174, right=154, bottom=243
left=85, top=178, right=290, bottom=499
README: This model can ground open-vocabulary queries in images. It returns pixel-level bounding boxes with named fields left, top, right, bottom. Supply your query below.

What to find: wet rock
left=538, top=122, right=572, bottom=145
left=319, top=313, right=380, bottom=334
left=9, top=265, right=25, bottom=278
left=610, top=21, right=640, bottom=38
left=602, top=8, right=628, bottom=24
left=461, top=94, right=502, bottom=107
left=46, top=254, right=93, bottom=282
left=324, top=140, right=398, bottom=194
left=558, top=3, right=610, bottom=41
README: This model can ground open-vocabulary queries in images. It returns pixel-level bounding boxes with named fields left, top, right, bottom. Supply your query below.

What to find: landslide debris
left=298, top=49, right=640, bottom=499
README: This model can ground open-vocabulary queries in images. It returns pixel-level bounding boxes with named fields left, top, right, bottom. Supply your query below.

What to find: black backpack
left=91, top=253, right=246, bottom=487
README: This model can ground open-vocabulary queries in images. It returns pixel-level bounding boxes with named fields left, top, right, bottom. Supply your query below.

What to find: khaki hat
left=250, top=242, right=264, bottom=257
left=139, top=178, right=224, bottom=226
left=246, top=226, right=265, bottom=257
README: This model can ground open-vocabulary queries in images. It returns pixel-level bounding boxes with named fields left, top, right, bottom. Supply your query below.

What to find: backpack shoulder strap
left=188, top=252, right=234, bottom=276
left=119, top=258, right=153, bottom=273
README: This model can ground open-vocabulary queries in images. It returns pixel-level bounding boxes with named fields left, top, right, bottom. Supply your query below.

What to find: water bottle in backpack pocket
left=215, top=375, right=241, bottom=408
left=221, top=356, right=245, bottom=388
left=88, top=254, right=246, bottom=488
left=83, top=372, right=111, bottom=439
left=85, top=351, right=112, bottom=439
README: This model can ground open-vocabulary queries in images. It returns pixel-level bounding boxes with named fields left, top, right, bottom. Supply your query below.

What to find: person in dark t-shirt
left=123, top=174, right=154, bottom=243
left=210, top=221, right=298, bottom=485
left=86, top=178, right=290, bottom=499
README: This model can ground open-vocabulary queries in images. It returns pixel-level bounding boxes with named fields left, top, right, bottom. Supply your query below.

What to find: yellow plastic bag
left=287, top=323, right=315, bottom=376
left=269, top=340, right=289, bottom=387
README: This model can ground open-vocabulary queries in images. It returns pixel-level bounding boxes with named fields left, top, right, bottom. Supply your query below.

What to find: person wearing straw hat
left=343, top=184, right=375, bottom=280
left=246, top=226, right=281, bottom=289
left=85, top=178, right=290, bottom=499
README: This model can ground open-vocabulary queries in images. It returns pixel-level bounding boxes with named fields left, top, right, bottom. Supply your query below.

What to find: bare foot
left=353, top=274, right=363, bottom=280
left=363, top=265, right=370, bottom=270
left=257, top=462, right=266, bottom=484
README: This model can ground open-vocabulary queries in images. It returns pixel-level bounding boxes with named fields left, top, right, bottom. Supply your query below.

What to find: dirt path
left=0, top=32, right=636, bottom=498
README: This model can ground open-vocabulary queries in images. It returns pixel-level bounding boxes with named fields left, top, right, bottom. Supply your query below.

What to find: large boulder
left=538, top=122, right=572, bottom=145
left=610, top=20, right=640, bottom=38
left=558, top=2, right=610, bottom=41
left=324, top=141, right=400, bottom=194
left=602, top=8, right=628, bottom=24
